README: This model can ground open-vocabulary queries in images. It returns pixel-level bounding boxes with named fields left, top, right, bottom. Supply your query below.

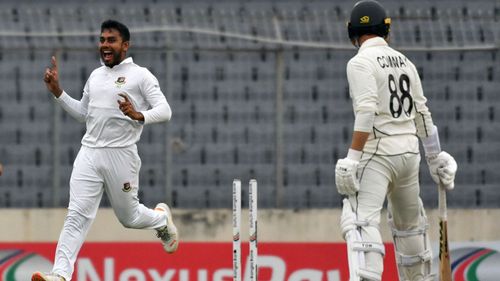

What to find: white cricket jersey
left=56, top=57, right=172, bottom=148
left=347, top=37, right=435, bottom=155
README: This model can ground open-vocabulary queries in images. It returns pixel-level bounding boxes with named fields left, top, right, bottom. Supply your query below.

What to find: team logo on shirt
left=360, top=16, right=370, bottom=24
left=122, top=182, right=132, bottom=192
left=115, top=76, right=126, bottom=87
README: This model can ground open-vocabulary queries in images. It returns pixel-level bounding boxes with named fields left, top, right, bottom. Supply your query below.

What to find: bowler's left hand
left=118, top=93, right=144, bottom=121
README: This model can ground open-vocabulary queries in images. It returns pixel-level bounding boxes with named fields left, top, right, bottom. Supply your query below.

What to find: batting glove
left=335, top=158, right=360, bottom=196
left=426, top=151, right=457, bottom=190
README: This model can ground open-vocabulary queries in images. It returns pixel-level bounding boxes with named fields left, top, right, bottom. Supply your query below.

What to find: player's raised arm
left=46, top=55, right=89, bottom=123
left=43, top=56, right=63, bottom=98
left=138, top=69, right=172, bottom=125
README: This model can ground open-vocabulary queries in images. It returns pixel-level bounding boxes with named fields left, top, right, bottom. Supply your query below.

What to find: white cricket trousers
left=348, top=152, right=428, bottom=280
left=52, top=145, right=167, bottom=281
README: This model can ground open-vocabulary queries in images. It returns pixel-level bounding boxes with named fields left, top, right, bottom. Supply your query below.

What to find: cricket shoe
left=155, top=203, right=179, bottom=253
left=32, top=272, right=66, bottom=281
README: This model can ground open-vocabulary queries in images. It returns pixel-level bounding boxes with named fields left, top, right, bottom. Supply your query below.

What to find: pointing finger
left=51, top=56, right=58, bottom=71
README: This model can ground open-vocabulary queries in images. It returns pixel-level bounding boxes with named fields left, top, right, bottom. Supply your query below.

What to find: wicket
left=232, top=179, right=258, bottom=281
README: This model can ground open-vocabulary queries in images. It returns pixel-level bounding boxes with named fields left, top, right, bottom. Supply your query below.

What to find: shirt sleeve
left=410, top=62, right=435, bottom=138
left=55, top=80, right=89, bottom=123
left=139, top=69, right=172, bottom=125
left=347, top=57, right=377, bottom=132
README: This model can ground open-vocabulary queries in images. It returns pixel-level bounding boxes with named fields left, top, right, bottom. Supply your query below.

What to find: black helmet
left=347, top=0, right=391, bottom=42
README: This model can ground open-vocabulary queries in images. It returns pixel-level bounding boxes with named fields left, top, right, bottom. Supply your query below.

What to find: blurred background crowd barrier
left=0, top=0, right=498, bottom=209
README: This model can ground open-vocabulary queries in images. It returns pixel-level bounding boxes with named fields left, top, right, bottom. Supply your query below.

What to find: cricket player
left=32, top=20, right=178, bottom=281
left=335, top=1, right=458, bottom=280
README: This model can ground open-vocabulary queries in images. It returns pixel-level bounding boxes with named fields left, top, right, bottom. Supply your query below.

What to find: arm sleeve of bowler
left=139, top=69, right=172, bottom=125
left=55, top=79, right=90, bottom=123
left=347, top=57, right=377, bottom=132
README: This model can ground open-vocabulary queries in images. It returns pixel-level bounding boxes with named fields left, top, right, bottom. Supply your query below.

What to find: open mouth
left=102, top=50, right=113, bottom=61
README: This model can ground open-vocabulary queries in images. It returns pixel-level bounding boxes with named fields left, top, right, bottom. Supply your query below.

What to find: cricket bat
left=438, top=184, right=452, bottom=281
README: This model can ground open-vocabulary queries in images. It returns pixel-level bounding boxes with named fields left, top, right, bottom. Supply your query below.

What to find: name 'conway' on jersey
left=55, top=57, right=172, bottom=148
left=347, top=37, right=435, bottom=155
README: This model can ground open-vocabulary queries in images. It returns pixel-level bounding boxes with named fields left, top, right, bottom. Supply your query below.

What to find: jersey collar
left=119, top=57, right=134, bottom=65
left=100, top=57, right=134, bottom=68
left=358, top=37, right=388, bottom=53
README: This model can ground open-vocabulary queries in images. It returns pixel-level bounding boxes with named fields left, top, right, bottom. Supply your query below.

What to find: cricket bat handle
left=438, top=184, right=452, bottom=281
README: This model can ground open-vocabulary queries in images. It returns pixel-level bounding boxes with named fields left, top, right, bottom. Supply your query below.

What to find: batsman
left=335, top=1, right=458, bottom=280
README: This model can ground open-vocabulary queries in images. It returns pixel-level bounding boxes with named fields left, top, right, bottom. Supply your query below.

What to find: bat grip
left=438, top=184, right=447, bottom=220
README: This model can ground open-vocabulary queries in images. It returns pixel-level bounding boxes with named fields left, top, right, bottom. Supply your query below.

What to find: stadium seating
left=0, top=0, right=498, bottom=208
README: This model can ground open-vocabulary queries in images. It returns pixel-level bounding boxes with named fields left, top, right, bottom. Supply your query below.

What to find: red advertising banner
left=0, top=242, right=398, bottom=281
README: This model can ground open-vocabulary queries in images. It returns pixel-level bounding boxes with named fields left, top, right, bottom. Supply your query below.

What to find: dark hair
left=101, top=19, right=130, bottom=42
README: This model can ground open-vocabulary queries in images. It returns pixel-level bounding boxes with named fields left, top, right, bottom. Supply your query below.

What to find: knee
left=118, top=217, right=138, bottom=229
left=65, top=209, right=92, bottom=231
left=116, top=211, right=141, bottom=229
